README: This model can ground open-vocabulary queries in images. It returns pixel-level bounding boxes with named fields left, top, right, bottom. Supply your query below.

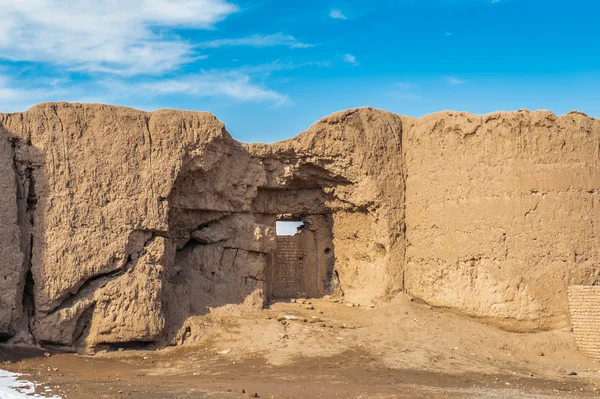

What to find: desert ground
left=2, top=295, right=599, bottom=399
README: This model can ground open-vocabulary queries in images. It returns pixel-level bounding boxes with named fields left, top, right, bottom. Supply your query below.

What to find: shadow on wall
left=0, top=123, right=45, bottom=348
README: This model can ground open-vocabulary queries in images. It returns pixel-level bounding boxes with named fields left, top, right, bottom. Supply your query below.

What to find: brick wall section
left=273, top=236, right=306, bottom=297
left=568, top=286, right=600, bottom=360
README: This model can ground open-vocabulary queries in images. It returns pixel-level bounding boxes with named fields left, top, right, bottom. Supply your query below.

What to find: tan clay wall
left=403, top=111, right=600, bottom=330
left=568, top=286, right=600, bottom=361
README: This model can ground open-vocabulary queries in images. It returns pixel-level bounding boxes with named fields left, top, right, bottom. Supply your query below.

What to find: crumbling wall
left=248, top=108, right=406, bottom=304
left=1, top=103, right=599, bottom=351
left=0, top=128, right=24, bottom=340
left=403, top=111, right=600, bottom=330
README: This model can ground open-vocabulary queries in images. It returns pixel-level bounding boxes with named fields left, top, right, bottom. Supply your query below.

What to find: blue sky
left=0, top=0, right=598, bottom=143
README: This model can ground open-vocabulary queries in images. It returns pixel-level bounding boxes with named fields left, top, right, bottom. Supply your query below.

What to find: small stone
left=568, top=371, right=578, bottom=376
left=305, top=305, right=314, bottom=310
left=43, top=352, right=51, bottom=358
left=538, top=352, right=544, bottom=357
left=248, top=393, right=258, bottom=397
left=240, top=388, right=246, bottom=393
left=290, top=299, right=296, bottom=303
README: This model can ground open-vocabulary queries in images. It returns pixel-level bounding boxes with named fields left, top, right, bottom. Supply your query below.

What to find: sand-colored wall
left=403, top=111, right=600, bottom=330
left=1, top=103, right=599, bottom=350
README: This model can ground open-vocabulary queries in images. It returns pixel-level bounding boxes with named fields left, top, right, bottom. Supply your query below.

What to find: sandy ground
left=1, top=294, right=599, bottom=398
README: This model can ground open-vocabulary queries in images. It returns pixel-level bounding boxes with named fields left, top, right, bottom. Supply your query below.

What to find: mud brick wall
left=272, top=236, right=306, bottom=298
left=568, top=285, right=600, bottom=360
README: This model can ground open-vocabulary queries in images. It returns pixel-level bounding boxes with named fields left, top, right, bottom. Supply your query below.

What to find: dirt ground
left=1, top=294, right=599, bottom=398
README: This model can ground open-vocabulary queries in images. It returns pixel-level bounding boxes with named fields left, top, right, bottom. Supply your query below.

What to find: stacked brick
left=568, top=285, right=600, bottom=360
left=273, top=236, right=306, bottom=297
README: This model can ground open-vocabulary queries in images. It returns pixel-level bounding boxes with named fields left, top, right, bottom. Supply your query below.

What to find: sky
left=0, top=0, right=598, bottom=143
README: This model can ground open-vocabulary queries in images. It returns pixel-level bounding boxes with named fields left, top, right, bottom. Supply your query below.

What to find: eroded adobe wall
left=1, top=103, right=599, bottom=350
left=248, top=108, right=406, bottom=304
left=0, top=103, right=267, bottom=350
left=402, top=111, right=600, bottom=330
left=0, top=127, right=24, bottom=340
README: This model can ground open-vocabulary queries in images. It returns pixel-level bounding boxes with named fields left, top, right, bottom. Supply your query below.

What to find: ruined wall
left=248, top=108, right=406, bottom=304
left=0, top=103, right=599, bottom=351
left=403, top=111, right=600, bottom=330
left=0, top=128, right=24, bottom=339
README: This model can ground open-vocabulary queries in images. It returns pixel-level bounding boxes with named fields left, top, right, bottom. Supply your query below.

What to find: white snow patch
left=0, top=369, right=61, bottom=398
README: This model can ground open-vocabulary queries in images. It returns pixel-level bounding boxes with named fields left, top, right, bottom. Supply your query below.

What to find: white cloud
left=343, top=53, right=359, bottom=65
left=0, top=0, right=239, bottom=75
left=392, top=81, right=421, bottom=100
left=446, top=77, right=466, bottom=85
left=199, top=33, right=312, bottom=49
left=0, top=73, right=60, bottom=111
left=135, top=71, right=288, bottom=104
left=329, top=9, right=347, bottom=20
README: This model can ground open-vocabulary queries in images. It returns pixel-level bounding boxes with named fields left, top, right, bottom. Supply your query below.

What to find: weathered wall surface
left=0, top=128, right=24, bottom=340
left=249, top=108, right=406, bottom=304
left=403, top=111, right=600, bottom=330
left=0, top=103, right=598, bottom=350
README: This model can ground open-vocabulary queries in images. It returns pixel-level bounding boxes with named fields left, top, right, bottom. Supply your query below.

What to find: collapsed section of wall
left=0, top=104, right=404, bottom=351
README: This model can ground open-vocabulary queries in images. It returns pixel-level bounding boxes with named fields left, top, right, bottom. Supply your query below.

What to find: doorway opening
left=267, top=215, right=335, bottom=299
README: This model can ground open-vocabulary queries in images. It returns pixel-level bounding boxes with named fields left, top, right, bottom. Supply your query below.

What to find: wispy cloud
left=199, top=33, right=313, bottom=49
left=0, top=0, right=239, bottom=76
left=329, top=9, right=347, bottom=20
left=343, top=53, right=359, bottom=65
left=392, top=82, right=421, bottom=100
left=446, top=76, right=466, bottom=85
left=0, top=73, right=71, bottom=111
left=136, top=71, right=288, bottom=104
